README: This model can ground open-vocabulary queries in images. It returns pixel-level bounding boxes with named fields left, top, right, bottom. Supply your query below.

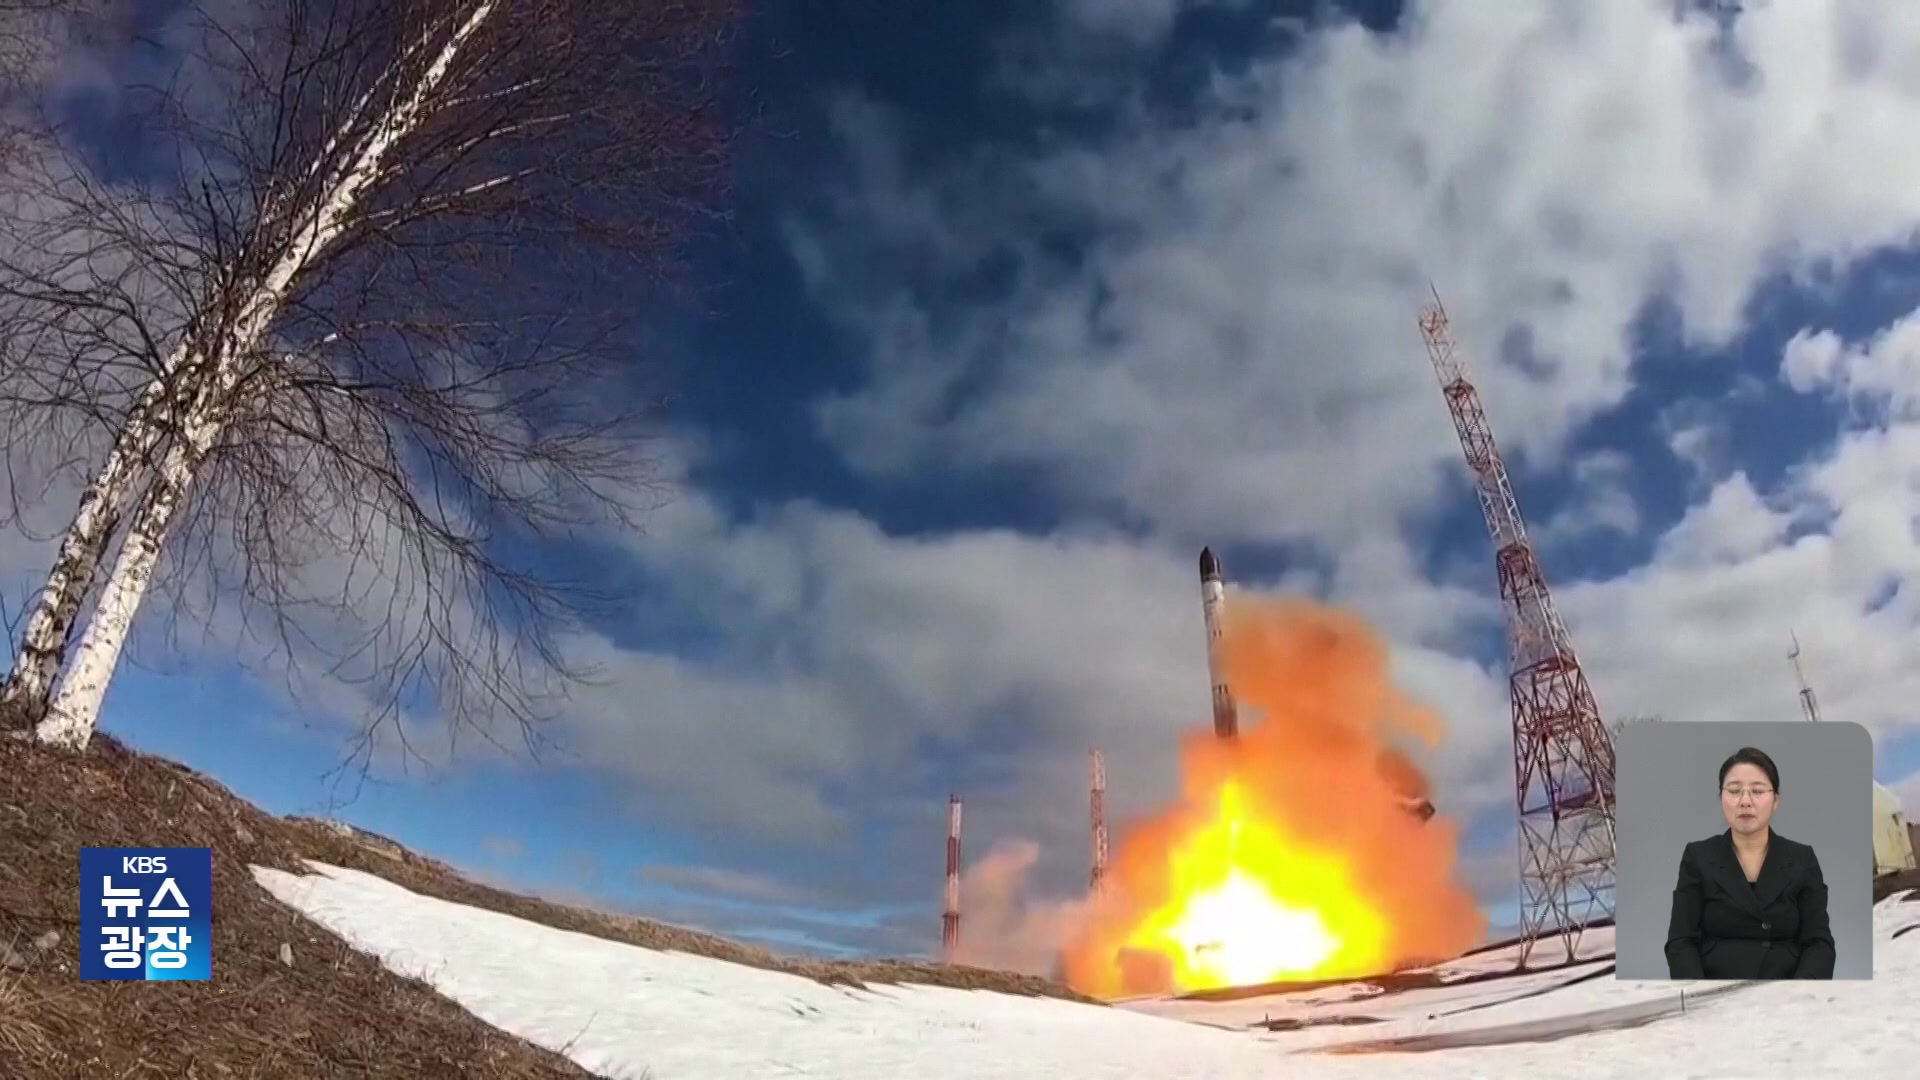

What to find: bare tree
left=0, top=0, right=740, bottom=750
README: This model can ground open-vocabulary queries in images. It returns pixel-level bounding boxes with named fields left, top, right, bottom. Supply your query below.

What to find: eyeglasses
left=1723, top=786, right=1774, bottom=800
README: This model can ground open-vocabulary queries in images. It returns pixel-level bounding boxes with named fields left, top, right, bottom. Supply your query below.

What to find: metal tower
left=1090, top=749, right=1110, bottom=892
left=1417, top=289, right=1618, bottom=967
left=943, top=794, right=962, bottom=960
left=1788, top=631, right=1822, bottom=723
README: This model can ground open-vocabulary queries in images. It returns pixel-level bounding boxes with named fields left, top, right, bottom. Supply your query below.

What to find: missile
left=1199, top=547, right=1239, bottom=740
left=1198, top=547, right=1434, bottom=820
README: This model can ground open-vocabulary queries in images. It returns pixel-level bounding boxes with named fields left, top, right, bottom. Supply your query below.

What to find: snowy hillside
left=253, top=861, right=1920, bottom=1079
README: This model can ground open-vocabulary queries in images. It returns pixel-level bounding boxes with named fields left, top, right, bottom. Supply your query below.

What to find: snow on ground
left=1130, top=926, right=1623, bottom=1037
left=1436, top=923, right=1617, bottom=976
left=1129, top=959, right=1624, bottom=1037
left=252, top=861, right=1920, bottom=1079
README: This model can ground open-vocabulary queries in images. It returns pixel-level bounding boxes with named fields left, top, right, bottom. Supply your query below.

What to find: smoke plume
left=948, top=839, right=1090, bottom=976
left=1054, top=596, right=1486, bottom=997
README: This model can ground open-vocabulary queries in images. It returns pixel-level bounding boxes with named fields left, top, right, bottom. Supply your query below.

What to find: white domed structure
left=1872, top=781, right=1917, bottom=874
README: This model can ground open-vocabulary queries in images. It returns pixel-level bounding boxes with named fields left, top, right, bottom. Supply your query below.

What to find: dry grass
left=0, top=729, right=1090, bottom=1076
left=0, top=968, right=55, bottom=1061
left=0, top=731, right=599, bottom=1078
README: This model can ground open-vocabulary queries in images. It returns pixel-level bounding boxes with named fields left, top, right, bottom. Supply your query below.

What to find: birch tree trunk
left=24, top=0, right=500, bottom=746
left=0, top=370, right=182, bottom=715
left=37, top=438, right=197, bottom=746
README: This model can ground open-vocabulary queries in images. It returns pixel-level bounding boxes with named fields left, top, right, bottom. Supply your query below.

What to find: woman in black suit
left=1665, top=746, right=1835, bottom=980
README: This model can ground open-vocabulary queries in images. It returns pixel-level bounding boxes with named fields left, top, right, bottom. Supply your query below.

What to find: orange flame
left=1062, top=597, right=1485, bottom=998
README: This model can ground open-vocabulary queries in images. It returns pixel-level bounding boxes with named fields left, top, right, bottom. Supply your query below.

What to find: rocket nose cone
left=1199, top=546, right=1220, bottom=580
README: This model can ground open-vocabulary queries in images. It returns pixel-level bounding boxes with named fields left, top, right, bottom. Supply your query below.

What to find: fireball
left=1060, top=597, right=1486, bottom=999
left=1119, top=781, right=1390, bottom=988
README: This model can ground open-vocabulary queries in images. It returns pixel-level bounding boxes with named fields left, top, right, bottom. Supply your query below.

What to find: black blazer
left=1665, top=829, right=1834, bottom=980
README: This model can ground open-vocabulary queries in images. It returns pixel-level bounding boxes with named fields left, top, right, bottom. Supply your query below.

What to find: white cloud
left=563, top=493, right=1513, bottom=837
left=278, top=357, right=1907, bottom=918
left=704, top=0, right=1920, bottom=918
left=1659, top=395, right=1742, bottom=486
left=1889, top=768, right=1920, bottom=812
left=1648, top=471, right=1796, bottom=569
left=495, top=395, right=1915, bottom=914
left=801, top=0, right=1920, bottom=557
left=1783, top=310, right=1920, bottom=418
left=1782, top=328, right=1847, bottom=395
left=414, top=473, right=1517, bottom=905
left=1559, top=419, right=1920, bottom=748
left=1537, top=450, right=1642, bottom=549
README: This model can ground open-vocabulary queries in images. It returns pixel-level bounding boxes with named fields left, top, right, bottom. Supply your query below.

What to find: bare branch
left=0, top=0, right=740, bottom=754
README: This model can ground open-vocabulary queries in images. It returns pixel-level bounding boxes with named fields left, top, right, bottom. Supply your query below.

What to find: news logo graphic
left=79, top=848, right=213, bottom=981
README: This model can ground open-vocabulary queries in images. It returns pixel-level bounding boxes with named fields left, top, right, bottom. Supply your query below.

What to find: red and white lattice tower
left=1089, top=749, right=1110, bottom=892
left=942, top=794, right=962, bottom=960
left=1417, top=289, right=1618, bottom=967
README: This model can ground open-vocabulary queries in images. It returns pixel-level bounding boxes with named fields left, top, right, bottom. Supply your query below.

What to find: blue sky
left=12, top=0, right=1920, bottom=968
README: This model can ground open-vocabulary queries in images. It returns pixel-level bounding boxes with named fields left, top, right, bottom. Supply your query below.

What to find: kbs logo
left=79, top=847, right=212, bottom=981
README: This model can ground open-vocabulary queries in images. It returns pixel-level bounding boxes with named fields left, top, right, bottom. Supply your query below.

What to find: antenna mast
left=1418, top=288, right=1618, bottom=967
left=1090, top=749, right=1110, bottom=892
left=943, top=794, right=962, bottom=960
left=1788, top=631, right=1822, bottom=723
